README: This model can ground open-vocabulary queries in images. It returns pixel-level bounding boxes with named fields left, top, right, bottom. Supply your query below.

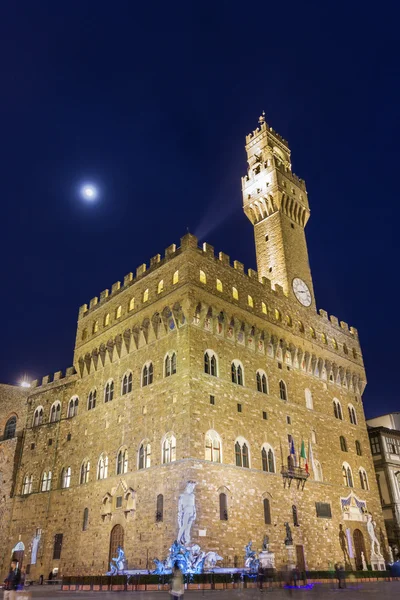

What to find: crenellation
left=136, top=263, right=147, bottom=278
left=340, top=321, right=349, bottom=332
left=273, top=283, right=285, bottom=297
left=78, top=304, right=88, bottom=319
left=99, top=289, right=109, bottom=302
left=124, top=272, right=133, bottom=286
left=53, top=371, right=63, bottom=381
left=41, top=375, right=51, bottom=386
left=31, top=379, right=38, bottom=388
left=150, top=254, right=161, bottom=267
left=319, top=309, right=328, bottom=319
left=350, top=326, right=358, bottom=338
left=111, top=281, right=121, bottom=293
left=233, top=260, right=244, bottom=273
left=165, top=243, right=177, bottom=257
left=330, top=315, right=339, bottom=327
left=218, top=251, right=230, bottom=265
left=202, top=242, right=214, bottom=256
left=248, top=268, right=258, bottom=279
left=180, top=233, right=198, bottom=250
left=89, top=297, right=98, bottom=309
left=66, top=366, right=76, bottom=377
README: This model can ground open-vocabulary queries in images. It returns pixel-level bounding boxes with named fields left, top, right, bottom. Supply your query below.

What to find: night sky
left=1, top=2, right=399, bottom=419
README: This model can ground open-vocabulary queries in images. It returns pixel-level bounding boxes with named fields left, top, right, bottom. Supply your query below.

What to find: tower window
left=265, top=235, right=269, bottom=242
left=199, top=270, right=207, bottom=284
left=262, top=302, right=267, bottom=314
left=232, top=287, right=239, bottom=300
left=263, top=411, right=267, bottom=420
left=210, top=395, right=215, bottom=405
left=237, top=403, right=242, bottom=413
left=291, top=224, right=295, bottom=229
left=216, top=279, right=223, bottom=292
left=269, top=267, right=273, bottom=273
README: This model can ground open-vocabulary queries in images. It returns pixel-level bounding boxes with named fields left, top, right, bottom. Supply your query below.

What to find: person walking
left=3, top=560, right=21, bottom=600
left=170, top=566, right=184, bottom=600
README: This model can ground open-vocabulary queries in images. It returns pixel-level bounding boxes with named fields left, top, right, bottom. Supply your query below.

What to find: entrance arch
left=109, top=525, right=124, bottom=565
left=11, top=541, right=25, bottom=568
left=353, top=529, right=366, bottom=570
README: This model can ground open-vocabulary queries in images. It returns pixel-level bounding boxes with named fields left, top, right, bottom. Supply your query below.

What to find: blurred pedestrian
left=3, top=560, right=21, bottom=600
left=170, top=566, right=184, bottom=600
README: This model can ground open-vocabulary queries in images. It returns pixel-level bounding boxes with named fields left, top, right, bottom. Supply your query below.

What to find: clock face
left=292, top=278, right=312, bottom=307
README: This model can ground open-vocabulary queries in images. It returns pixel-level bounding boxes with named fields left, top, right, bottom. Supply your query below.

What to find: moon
left=81, top=184, right=98, bottom=201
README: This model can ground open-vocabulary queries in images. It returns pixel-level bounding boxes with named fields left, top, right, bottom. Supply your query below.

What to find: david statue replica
left=177, top=481, right=197, bottom=545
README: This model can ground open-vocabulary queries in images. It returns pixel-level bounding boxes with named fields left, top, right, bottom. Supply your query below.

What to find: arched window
left=157, top=280, right=164, bottom=294
left=67, top=396, right=79, bottom=418
left=41, top=471, right=52, bottom=492
left=235, top=438, right=250, bottom=468
left=87, top=389, right=97, bottom=411
left=143, top=289, right=149, bottom=303
left=4, top=416, right=17, bottom=440
left=117, top=449, right=128, bottom=475
left=104, top=380, right=114, bottom=403
left=82, top=508, right=89, bottom=531
left=321, top=333, right=327, bottom=344
left=311, top=429, right=317, bottom=444
left=355, top=440, right=362, bottom=456
left=359, top=468, right=369, bottom=490
left=340, top=436, right=348, bottom=452
left=232, top=287, right=239, bottom=300
left=348, top=404, right=357, bottom=425
left=261, top=445, right=275, bottom=473
left=204, top=350, right=218, bottom=376
left=305, top=388, right=313, bottom=410
left=156, top=494, right=164, bottom=522
left=81, top=328, right=87, bottom=341
left=115, top=305, right=122, bottom=319
left=343, top=343, right=348, bottom=355
left=50, top=401, right=61, bottom=423
left=173, top=271, right=179, bottom=285
left=219, top=493, right=228, bottom=520
left=262, top=302, right=267, bottom=314
left=61, top=467, right=71, bottom=489
left=256, top=370, right=268, bottom=394
left=333, top=399, right=343, bottom=420
left=263, top=498, right=271, bottom=524
left=165, top=352, right=177, bottom=377
left=298, top=321, right=305, bottom=333
left=279, top=380, right=287, bottom=401
left=138, top=442, right=151, bottom=469
left=216, top=279, right=223, bottom=292
left=274, top=309, right=281, bottom=321
left=248, top=295, right=254, bottom=308
left=22, top=475, right=33, bottom=495
left=342, top=463, right=353, bottom=487
left=205, top=430, right=222, bottom=463
left=162, top=433, right=176, bottom=464
left=199, top=270, right=206, bottom=284
left=129, top=297, right=135, bottom=311
left=314, top=460, right=323, bottom=482
left=122, top=371, right=132, bottom=395
left=92, top=320, right=99, bottom=334
left=97, top=454, right=108, bottom=480
left=33, top=406, right=44, bottom=427
left=292, top=504, right=299, bottom=526
left=80, top=460, right=90, bottom=484
left=286, top=315, right=292, bottom=327
left=231, top=360, right=244, bottom=386
left=104, top=313, right=110, bottom=326
left=142, top=362, right=154, bottom=386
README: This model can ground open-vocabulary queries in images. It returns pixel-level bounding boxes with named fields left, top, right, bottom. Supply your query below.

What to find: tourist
left=170, top=566, right=184, bottom=600
left=3, top=560, right=21, bottom=600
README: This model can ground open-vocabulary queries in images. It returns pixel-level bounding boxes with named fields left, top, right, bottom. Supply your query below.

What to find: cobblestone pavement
left=10, top=581, right=400, bottom=600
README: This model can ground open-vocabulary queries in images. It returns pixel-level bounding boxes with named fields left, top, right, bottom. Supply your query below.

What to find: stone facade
left=0, top=116, right=388, bottom=579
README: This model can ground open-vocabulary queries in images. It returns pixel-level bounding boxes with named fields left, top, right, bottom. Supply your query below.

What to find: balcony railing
left=281, top=465, right=310, bottom=489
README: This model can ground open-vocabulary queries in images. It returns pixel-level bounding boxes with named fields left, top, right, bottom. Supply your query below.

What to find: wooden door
left=109, top=524, right=124, bottom=564
left=296, top=545, right=306, bottom=572
left=353, top=529, right=366, bottom=570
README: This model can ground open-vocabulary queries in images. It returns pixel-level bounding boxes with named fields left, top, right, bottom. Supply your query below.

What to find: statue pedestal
left=259, top=551, right=275, bottom=569
left=285, top=545, right=295, bottom=570
left=370, top=553, right=386, bottom=571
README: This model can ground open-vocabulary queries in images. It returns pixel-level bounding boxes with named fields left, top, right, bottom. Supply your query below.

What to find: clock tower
left=242, top=114, right=315, bottom=309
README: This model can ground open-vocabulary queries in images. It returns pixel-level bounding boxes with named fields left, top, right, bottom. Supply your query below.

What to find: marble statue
left=367, top=514, right=382, bottom=556
left=284, top=522, right=293, bottom=546
left=361, top=551, right=367, bottom=570
left=107, top=546, right=127, bottom=575
left=244, top=541, right=259, bottom=572
left=177, top=481, right=197, bottom=546
left=388, top=546, right=394, bottom=563
left=204, top=551, right=223, bottom=569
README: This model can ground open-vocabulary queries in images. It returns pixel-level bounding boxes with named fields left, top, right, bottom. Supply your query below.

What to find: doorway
left=353, top=529, right=366, bottom=570
left=295, top=545, right=306, bottom=572
left=11, top=541, right=25, bottom=569
left=109, top=524, right=124, bottom=565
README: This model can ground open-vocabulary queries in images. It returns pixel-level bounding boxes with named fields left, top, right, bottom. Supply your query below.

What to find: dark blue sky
left=0, top=2, right=398, bottom=418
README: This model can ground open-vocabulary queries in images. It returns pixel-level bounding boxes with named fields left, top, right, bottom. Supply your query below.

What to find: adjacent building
left=367, top=413, right=400, bottom=555
left=0, top=115, right=388, bottom=578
